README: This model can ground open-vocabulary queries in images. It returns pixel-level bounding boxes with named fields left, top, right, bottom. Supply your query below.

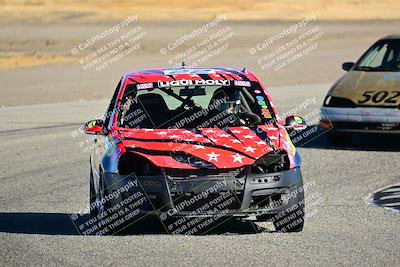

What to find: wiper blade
left=356, top=66, right=400, bottom=72
left=354, top=66, right=375, bottom=71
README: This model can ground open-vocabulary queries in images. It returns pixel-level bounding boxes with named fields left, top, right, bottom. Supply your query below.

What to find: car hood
left=331, top=71, right=400, bottom=106
left=116, top=126, right=296, bottom=170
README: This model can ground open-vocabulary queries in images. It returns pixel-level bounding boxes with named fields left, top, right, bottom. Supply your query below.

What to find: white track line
left=382, top=202, right=400, bottom=207
left=381, top=188, right=400, bottom=193
left=380, top=194, right=400, bottom=201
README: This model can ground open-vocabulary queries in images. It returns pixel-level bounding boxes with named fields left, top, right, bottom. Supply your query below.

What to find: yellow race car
left=320, top=35, right=400, bottom=144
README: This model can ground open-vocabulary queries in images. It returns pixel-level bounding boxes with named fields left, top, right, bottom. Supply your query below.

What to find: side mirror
left=83, top=119, right=105, bottom=135
left=285, top=115, right=307, bottom=131
left=342, top=62, right=354, bottom=71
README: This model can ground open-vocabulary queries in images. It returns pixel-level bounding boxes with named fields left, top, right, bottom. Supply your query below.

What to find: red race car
left=83, top=67, right=307, bottom=234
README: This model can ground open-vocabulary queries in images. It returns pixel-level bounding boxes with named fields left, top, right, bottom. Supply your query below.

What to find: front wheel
left=89, top=167, right=98, bottom=219
left=273, top=188, right=305, bottom=232
left=273, top=204, right=304, bottom=232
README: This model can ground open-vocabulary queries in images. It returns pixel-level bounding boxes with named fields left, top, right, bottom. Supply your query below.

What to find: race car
left=320, top=35, right=400, bottom=144
left=83, top=67, right=307, bottom=234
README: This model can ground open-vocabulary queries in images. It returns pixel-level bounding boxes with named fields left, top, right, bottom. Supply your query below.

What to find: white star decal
left=231, top=153, right=244, bottom=164
left=231, top=139, right=241, bottom=144
left=269, top=136, right=278, bottom=140
left=169, top=135, right=180, bottom=138
left=245, top=146, right=256, bottom=153
left=243, top=134, right=255, bottom=139
left=182, top=130, right=192, bottom=134
left=206, top=151, right=220, bottom=162
left=156, top=131, right=168, bottom=135
left=219, top=133, right=230, bottom=138
left=265, top=126, right=276, bottom=131
left=223, top=144, right=232, bottom=148
left=256, top=140, right=265, bottom=145
left=231, top=129, right=242, bottom=134
left=204, top=129, right=216, bottom=133
left=194, top=145, right=205, bottom=149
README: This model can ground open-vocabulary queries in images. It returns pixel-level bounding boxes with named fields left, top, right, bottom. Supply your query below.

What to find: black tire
left=89, top=167, right=98, bottom=219
left=327, top=132, right=352, bottom=146
left=274, top=204, right=304, bottom=232
left=96, top=171, right=114, bottom=235
left=96, top=172, right=131, bottom=235
left=255, top=214, right=272, bottom=222
left=273, top=189, right=305, bottom=233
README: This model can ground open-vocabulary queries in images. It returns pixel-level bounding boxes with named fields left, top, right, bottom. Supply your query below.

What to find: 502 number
left=358, top=90, right=400, bottom=104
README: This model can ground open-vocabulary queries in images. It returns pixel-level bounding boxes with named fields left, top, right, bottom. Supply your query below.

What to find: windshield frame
left=353, top=39, right=400, bottom=72
left=114, top=80, right=277, bottom=130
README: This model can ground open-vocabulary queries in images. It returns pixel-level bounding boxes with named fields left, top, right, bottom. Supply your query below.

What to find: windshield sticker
left=261, top=109, right=272, bottom=118
left=384, top=73, right=400, bottom=80
left=257, top=100, right=269, bottom=109
left=136, top=82, right=153, bottom=90
left=234, top=80, right=251, bottom=87
left=256, top=96, right=268, bottom=108
left=163, top=68, right=216, bottom=75
left=158, top=79, right=230, bottom=87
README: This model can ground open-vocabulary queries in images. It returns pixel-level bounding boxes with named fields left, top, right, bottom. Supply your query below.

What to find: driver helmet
left=216, top=89, right=241, bottom=114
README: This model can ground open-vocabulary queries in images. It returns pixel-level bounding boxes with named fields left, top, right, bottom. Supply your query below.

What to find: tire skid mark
left=0, top=123, right=82, bottom=135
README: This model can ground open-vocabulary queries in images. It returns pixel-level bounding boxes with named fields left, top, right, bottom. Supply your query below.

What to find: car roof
left=380, top=34, right=400, bottom=40
left=124, top=67, right=259, bottom=85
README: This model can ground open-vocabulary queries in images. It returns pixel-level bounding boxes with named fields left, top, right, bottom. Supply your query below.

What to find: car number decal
left=357, top=90, right=400, bottom=105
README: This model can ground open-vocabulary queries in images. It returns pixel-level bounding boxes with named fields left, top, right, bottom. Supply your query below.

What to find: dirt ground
left=1, top=19, right=399, bottom=107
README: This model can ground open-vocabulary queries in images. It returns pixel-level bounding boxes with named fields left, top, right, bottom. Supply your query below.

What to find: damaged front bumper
left=102, top=167, right=303, bottom=220
left=320, top=106, right=400, bottom=133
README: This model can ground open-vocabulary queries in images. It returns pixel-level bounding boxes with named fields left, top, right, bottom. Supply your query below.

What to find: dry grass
left=1, top=0, right=399, bottom=70
left=0, top=53, right=75, bottom=70
left=0, top=0, right=400, bottom=22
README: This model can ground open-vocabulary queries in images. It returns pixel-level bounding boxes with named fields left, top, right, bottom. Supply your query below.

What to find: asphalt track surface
left=1, top=84, right=400, bottom=266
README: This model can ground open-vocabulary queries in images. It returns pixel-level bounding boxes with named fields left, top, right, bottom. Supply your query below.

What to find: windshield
left=116, top=81, right=275, bottom=129
left=354, top=39, right=400, bottom=72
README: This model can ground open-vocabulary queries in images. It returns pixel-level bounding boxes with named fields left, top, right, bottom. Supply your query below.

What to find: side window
left=104, top=79, right=122, bottom=128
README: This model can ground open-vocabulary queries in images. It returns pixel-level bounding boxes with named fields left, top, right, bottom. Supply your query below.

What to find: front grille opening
left=250, top=193, right=284, bottom=209
left=324, top=96, right=356, bottom=108
left=171, top=192, right=243, bottom=212
left=120, top=191, right=166, bottom=212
